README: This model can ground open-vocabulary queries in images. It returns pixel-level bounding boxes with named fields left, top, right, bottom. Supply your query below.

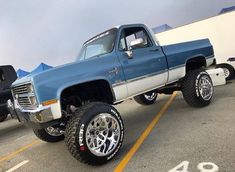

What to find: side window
left=0, top=69, right=5, bottom=83
left=119, top=27, right=152, bottom=51
left=126, top=34, right=136, bottom=49
left=119, top=32, right=127, bottom=51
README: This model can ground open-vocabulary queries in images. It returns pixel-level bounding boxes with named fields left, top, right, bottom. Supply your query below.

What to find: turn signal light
left=42, top=99, right=58, bottom=106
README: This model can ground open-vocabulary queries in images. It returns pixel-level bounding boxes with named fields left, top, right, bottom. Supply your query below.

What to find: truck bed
left=162, top=39, right=214, bottom=69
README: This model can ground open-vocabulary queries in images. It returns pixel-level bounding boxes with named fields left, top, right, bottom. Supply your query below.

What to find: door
left=116, top=26, right=168, bottom=96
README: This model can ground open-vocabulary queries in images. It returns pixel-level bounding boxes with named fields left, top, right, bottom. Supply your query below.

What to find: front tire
left=216, top=63, right=235, bottom=81
left=182, top=69, right=214, bottom=107
left=0, top=114, right=8, bottom=122
left=33, top=126, right=64, bottom=143
left=134, top=91, right=158, bottom=105
left=65, top=102, right=124, bottom=165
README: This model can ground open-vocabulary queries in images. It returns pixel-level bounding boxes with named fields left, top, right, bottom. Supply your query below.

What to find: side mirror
left=130, top=38, right=145, bottom=49
left=125, top=50, right=133, bottom=59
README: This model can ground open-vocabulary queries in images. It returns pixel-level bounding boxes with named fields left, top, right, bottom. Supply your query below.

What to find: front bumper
left=7, top=99, right=54, bottom=124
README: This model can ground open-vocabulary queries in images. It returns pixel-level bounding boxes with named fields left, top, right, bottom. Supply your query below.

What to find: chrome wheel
left=198, top=75, right=213, bottom=101
left=222, top=67, right=230, bottom=78
left=85, top=113, right=121, bottom=157
left=144, top=92, right=157, bottom=101
left=45, top=126, right=64, bottom=137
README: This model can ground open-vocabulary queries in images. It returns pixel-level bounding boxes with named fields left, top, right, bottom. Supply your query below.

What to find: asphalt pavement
left=0, top=80, right=234, bottom=172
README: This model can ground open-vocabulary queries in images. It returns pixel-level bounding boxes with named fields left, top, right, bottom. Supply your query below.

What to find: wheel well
left=216, top=63, right=235, bottom=70
left=60, top=80, right=114, bottom=110
left=186, top=56, right=206, bottom=72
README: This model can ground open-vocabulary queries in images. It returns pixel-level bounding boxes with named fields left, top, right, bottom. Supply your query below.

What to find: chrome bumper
left=7, top=99, right=54, bottom=123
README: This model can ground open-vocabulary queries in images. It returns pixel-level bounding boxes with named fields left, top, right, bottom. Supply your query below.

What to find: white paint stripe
left=6, top=160, right=29, bottom=172
left=14, top=135, right=27, bottom=141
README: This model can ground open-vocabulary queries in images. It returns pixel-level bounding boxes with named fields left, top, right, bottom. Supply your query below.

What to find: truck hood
left=12, top=75, right=32, bottom=86
left=11, top=52, right=119, bottom=104
left=12, top=61, right=77, bottom=86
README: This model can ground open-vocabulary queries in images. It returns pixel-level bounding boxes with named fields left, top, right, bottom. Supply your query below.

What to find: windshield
left=77, top=28, right=117, bottom=61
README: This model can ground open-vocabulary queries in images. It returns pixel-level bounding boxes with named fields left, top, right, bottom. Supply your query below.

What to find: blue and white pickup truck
left=8, top=24, right=215, bottom=165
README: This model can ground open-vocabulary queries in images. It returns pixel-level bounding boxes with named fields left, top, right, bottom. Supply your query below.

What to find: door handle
left=149, top=48, right=159, bottom=52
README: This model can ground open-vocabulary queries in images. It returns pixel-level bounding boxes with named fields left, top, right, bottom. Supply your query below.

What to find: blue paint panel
left=117, top=47, right=167, bottom=81
left=31, top=52, right=124, bottom=103
left=162, top=39, right=213, bottom=68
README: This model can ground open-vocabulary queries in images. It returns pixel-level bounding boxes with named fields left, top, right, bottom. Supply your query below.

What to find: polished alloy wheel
left=222, top=67, right=230, bottom=78
left=85, top=113, right=121, bottom=157
left=144, top=92, right=157, bottom=101
left=198, top=75, right=213, bottom=101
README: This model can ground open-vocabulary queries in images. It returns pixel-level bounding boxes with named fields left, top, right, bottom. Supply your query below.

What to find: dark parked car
left=0, top=65, right=17, bottom=122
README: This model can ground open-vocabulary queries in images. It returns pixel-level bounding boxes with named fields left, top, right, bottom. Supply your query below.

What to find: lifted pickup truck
left=8, top=24, right=215, bottom=165
left=0, top=65, right=16, bottom=122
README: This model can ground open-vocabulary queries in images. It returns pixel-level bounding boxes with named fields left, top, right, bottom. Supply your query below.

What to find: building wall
left=156, top=11, right=235, bottom=64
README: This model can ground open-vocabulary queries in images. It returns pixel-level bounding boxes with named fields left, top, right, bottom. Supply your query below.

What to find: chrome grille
left=17, top=97, right=31, bottom=106
left=12, top=83, right=37, bottom=108
left=12, top=84, right=30, bottom=95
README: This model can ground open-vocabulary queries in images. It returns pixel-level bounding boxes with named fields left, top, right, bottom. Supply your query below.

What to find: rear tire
left=65, top=102, right=124, bottom=165
left=0, top=114, right=8, bottom=122
left=33, top=127, right=64, bottom=143
left=182, top=69, right=213, bottom=107
left=134, top=91, right=158, bottom=105
left=216, top=63, right=235, bottom=81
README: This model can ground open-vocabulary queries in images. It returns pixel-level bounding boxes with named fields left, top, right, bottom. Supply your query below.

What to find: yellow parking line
left=114, top=92, right=177, bottom=172
left=0, top=139, right=40, bottom=163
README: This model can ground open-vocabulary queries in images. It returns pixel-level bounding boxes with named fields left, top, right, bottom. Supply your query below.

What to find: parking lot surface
left=0, top=80, right=235, bottom=172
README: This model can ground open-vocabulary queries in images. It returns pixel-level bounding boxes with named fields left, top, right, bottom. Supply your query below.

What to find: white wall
left=156, top=11, right=235, bottom=64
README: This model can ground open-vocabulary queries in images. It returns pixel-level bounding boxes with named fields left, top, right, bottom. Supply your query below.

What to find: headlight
left=28, top=84, right=34, bottom=93
left=29, top=96, right=37, bottom=105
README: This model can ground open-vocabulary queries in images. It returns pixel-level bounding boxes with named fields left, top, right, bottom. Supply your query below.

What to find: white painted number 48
left=169, top=161, right=219, bottom=172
